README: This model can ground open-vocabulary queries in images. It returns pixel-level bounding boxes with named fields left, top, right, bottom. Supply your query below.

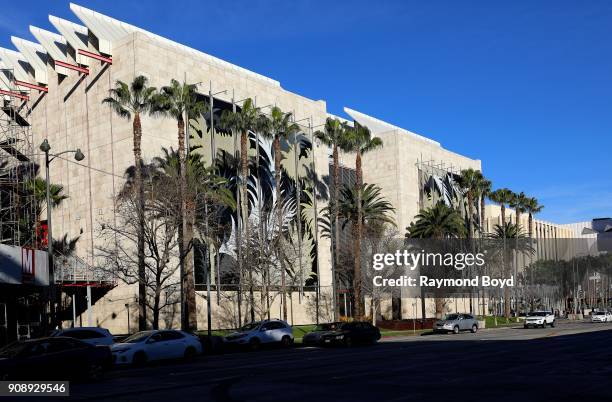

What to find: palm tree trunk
left=240, top=130, right=250, bottom=322
left=273, top=136, right=287, bottom=321
left=480, top=195, right=486, bottom=233
left=178, top=119, right=197, bottom=330
left=133, top=113, right=147, bottom=331
left=332, top=144, right=340, bottom=319
left=353, top=152, right=363, bottom=318
left=185, top=198, right=197, bottom=329
left=467, top=193, right=474, bottom=239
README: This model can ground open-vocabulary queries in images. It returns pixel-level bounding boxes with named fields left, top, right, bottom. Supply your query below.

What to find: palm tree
left=220, top=98, right=261, bottom=325
left=26, top=177, right=68, bottom=219
left=406, top=201, right=466, bottom=239
left=155, top=79, right=205, bottom=331
left=102, top=76, right=159, bottom=330
left=477, top=178, right=492, bottom=234
left=406, top=201, right=466, bottom=317
left=487, top=188, right=515, bottom=320
left=509, top=191, right=528, bottom=231
left=258, top=106, right=300, bottom=321
left=336, top=183, right=395, bottom=230
left=343, top=124, right=383, bottom=318
left=314, top=118, right=350, bottom=320
left=524, top=197, right=543, bottom=241
left=524, top=196, right=543, bottom=296
left=489, top=188, right=514, bottom=228
left=458, top=168, right=484, bottom=239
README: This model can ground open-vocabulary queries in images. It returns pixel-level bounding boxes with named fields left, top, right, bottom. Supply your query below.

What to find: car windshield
left=444, top=314, right=460, bottom=321
left=0, top=342, right=29, bottom=358
left=314, top=323, right=340, bottom=331
left=528, top=312, right=548, bottom=317
left=123, top=331, right=154, bottom=343
left=239, top=322, right=260, bottom=332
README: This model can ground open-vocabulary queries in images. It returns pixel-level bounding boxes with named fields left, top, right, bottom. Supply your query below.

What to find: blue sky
left=0, top=0, right=610, bottom=223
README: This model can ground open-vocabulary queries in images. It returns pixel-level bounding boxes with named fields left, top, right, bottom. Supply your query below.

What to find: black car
left=0, top=337, right=112, bottom=381
left=302, top=322, right=343, bottom=346
left=305, top=322, right=381, bottom=347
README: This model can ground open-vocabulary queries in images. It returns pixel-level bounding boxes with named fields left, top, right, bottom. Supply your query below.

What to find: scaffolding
left=0, top=68, right=38, bottom=247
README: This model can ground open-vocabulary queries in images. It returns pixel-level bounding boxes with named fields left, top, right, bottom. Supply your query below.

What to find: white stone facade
left=1, top=4, right=483, bottom=332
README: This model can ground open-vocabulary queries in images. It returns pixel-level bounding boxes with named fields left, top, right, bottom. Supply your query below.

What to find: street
left=28, top=321, right=611, bottom=402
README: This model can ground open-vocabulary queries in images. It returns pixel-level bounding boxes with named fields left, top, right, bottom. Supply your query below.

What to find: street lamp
left=39, top=139, right=85, bottom=325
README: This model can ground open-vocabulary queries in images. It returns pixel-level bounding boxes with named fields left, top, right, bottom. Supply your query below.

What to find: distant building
left=563, top=218, right=612, bottom=255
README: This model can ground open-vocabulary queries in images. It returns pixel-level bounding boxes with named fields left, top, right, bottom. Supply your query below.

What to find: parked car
left=0, top=337, right=112, bottom=381
left=111, top=330, right=202, bottom=366
left=50, top=327, right=114, bottom=346
left=433, top=314, right=479, bottom=334
left=591, top=311, right=612, bottom=323
left=524, top=311, right=555, bottom=328
left=315, top=321, right=381, bottom=347
left=223, top=320, right=293, bottom=349
left=302, top=322, right=343, bottom=346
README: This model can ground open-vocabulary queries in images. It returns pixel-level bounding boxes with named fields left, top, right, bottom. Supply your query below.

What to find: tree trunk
left=178, top=118, right=197, bottom=330
left=480, top=195, right=486, bottom=234
left=133, top=113, right=147, bottom=331
left=185, top=197, right=197, bottom=329
left=153, top=285, right=161, bottom=330
left=240, top=130, right=249, bottom=322
left=467, top=193, right=474, bottom=239
left=353, top=152, right=363, bottom=318
left=273, top=136, right=287, bottom=321
left=332, top=144, right=340, bottom=319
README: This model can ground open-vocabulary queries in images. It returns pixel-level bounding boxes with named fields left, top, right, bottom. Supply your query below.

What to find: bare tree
left=97, top=182, right=180, bottom=330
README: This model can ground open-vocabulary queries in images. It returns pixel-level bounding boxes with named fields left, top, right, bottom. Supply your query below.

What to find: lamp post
left=39, top=139, right=85, bottom=327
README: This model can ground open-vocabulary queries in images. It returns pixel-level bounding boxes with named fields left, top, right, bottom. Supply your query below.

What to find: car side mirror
left=260, top=327, right=268, bottom=332
left=146, top=338, right=156, bottom=344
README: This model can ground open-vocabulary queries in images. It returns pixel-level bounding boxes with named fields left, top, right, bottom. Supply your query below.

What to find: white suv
left=224, top=320, right=293, bottom=349
left=524, top=311, right=555, bottom=328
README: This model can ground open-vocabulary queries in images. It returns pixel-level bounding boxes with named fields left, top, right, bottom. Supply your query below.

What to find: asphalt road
left=24, top=321, right=612, bottom=402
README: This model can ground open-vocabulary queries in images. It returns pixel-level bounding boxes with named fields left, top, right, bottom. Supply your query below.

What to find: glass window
left=65, top=330, right=105, bottom=339
left=161, top=331, right=185, bottom=341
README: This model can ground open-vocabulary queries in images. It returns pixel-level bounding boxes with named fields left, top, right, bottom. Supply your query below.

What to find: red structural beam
left=14, top=80, right=48, bottom=93
left=78, top=49, right=112, bottom=64
left=54, top=60, right=89, bottom=75
left=0, top=89, right=29, bottom=101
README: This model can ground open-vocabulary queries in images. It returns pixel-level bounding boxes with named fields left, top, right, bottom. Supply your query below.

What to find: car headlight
left=335, top=334, right=344, bottom=340
left=444, top=324, right=453, bottom=328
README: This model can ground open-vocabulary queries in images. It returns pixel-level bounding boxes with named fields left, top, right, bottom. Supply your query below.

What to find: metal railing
left=54, top=252, right=115, bottom=284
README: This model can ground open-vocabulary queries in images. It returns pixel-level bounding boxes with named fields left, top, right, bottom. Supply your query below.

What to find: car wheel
left=184, top=346, right=197, bottom=362
left=471, top=324, right=478, bottom=333
left=132, top=351, right=148, bottom=367
left=249, top=337, right=260, bottom=351
left=87, top=362, right=104, bottom=382
left=344, top=336, right=353, bottom=347
left=551, top=320, right=555, bottom=328
left=281, top=336, right=292, bottom=348
left=524, top=325, right=528, bottom=329
left=453, top=326, right=459, bottom=334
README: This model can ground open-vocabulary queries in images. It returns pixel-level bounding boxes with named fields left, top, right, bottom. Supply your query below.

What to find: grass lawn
left=482, top=316, right=521, bottom=328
